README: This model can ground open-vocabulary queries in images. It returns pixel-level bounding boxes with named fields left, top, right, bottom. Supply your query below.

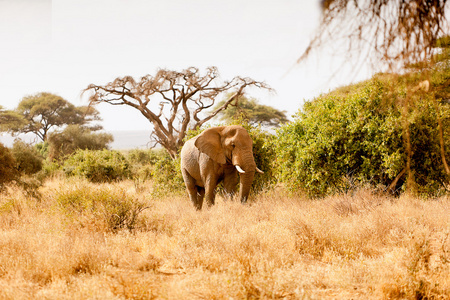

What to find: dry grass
left=0, top=178, right=449, bottom=299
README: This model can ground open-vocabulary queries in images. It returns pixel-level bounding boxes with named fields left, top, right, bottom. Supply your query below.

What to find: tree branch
left=85, top=67, right=270, bottom=158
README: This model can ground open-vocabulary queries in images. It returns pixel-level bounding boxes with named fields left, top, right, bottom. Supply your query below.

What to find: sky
left=0, top=0, right=371, bottom=132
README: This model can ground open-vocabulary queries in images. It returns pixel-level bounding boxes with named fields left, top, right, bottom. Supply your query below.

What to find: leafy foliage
left=0, top=106, right=26, bottom=132
left=35, top=142, right=49, bottom=158
left=276, top=77, right=450, bottom=197
left=126, top=149, right=172, bottom=183
left=214, top=95, right=288, bottom=127
left=150, top=150, right=184, bottom=194
left=7, top=93, right=102, bottom=141
left=0, top=141, right=43, bottom=197
left=63, top=149, right=131, bottom=183
left=47, top=125, right=113, bottom=161
left=11, top=140, right=44, bottom=175
left=0, top=143, right=19, bottom=190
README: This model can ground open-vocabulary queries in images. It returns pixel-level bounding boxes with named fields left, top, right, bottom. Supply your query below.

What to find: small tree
left=85, top=67, right=270, bottom=158
left=213, top=94, right=288, bottom=127
left=6, top=92, right=102, bottom=141
left=0, top=143, right=19, bottom=189
left=11, top=140, right=44, bottom=175
left=47, top=125, right=113, bottom=161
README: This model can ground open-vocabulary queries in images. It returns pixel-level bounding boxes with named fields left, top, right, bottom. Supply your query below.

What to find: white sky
left=0, top=0, right=371, bottom=131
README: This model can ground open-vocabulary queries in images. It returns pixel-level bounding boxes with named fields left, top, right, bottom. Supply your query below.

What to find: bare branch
left=84, top=67, right=270, bottom=158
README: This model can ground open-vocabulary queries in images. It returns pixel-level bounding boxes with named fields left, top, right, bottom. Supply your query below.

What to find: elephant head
left=194, top=125, right=263, bottom=202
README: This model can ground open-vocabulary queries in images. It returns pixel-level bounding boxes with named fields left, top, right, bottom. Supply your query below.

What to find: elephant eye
left=231, top=142, right=235, bottom=148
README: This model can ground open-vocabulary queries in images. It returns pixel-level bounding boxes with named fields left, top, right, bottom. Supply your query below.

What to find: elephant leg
left=204, top=178, right=218, bottom=207
left=182, top=170, right=203, bottom=210
left=223, top=170, right=238, bottom=201
left=189, top=185, right=203, bottom=210
left=197, top=187, right=205, bottom=207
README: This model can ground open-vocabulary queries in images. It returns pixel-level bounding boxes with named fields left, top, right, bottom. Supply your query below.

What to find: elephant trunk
left=239, top=171, right=255, bottom=203
left=233, top=151, right=258, bottom=203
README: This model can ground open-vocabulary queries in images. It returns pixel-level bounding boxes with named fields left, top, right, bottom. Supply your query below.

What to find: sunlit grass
left=0, top=178, right=449, bottom=299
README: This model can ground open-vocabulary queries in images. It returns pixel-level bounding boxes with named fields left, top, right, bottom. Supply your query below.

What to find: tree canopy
left=5, top=92, right=102, bottom=141
left=0, top=106, right=26, bottom=132
left=47, top=125, right=113, bottom=161
left=213, top=95, right=288, bottom=127
left=85, top=67, right=270, bottom=158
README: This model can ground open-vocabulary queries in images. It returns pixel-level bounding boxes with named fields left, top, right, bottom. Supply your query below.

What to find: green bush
left=0, top=143, right=19, bottom=189
left=127, top=149, right=162, bottom=165
left=39, top=160, right=64, bottom=180
left=47, top=125, right=113, bottom=161
left=63, top=149, right=131, bottom=183
left=276, top=78, right=450, bottom=197
left=35, top=142, right=49, bottom=158
left=11, top=140, right=43, bottom=175
left=150, top=150, right=184, bottom=194
left=126, top=149, right=168, bottom=182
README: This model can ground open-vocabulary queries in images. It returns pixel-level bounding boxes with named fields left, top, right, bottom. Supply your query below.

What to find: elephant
left=180, top=125, right=263, bottom=210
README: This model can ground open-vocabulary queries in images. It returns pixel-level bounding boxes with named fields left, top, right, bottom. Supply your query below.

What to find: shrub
left=11, top=140, right=43, bottom=175
left=127, top=149, right=162, bottom=166
left=56, top=181, right=147, bottom=232
left=39, top=160, right=64, bottom=180
left=35, top=142, right=49, bottom=158
left=126, top=149, right=168, bottom=182
left=48, top=125, right=113, bottom=161
left=63, top=149, right=131, bottom=183
left=150, top=150, right=184, bottom=194
left=276, top=78, right=450, bottom=197
left=0, top=143, right=18, bottom=189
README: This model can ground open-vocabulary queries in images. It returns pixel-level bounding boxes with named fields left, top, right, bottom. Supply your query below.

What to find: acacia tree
left=6, top=93, right=102, bottom=141
left=213, top=95, right=288, bottom=127
left=0, top=106, right=26, bottom=132
left=85, top=67, right=270, bottom=158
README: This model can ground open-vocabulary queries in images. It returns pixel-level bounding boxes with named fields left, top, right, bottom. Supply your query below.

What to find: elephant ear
left=194, top=127, right=227, bottom=164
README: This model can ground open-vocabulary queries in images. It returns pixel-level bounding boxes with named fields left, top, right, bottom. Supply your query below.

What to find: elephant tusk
left=235, top=165, right=246, bottom=173
left=256, top=167, right=264, bottom=174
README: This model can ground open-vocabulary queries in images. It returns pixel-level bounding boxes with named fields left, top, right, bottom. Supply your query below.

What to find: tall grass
left=0, top=179, right=449, bottom=299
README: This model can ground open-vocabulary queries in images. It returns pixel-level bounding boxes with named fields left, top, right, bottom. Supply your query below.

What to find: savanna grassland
left=1, top=178, right=449, bottom=299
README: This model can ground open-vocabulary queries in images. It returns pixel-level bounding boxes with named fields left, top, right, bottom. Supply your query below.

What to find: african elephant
left=180, top=125, right=263, bottom=210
